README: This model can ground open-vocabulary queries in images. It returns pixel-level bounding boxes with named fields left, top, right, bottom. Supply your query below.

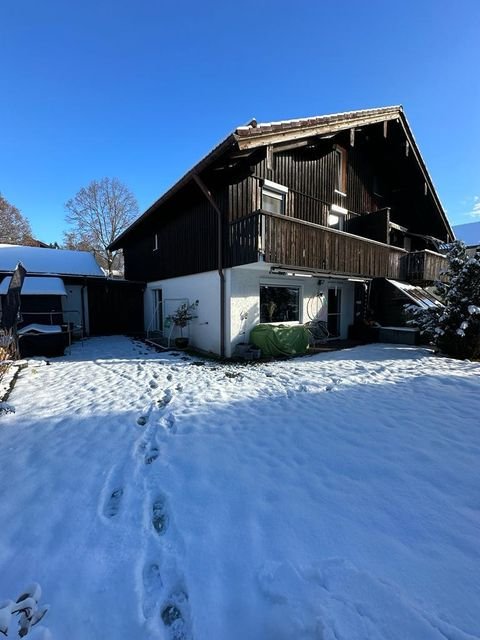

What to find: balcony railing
left=401, top=250, right=447, bottom=283
left=229, top=210, right=407, bottom=279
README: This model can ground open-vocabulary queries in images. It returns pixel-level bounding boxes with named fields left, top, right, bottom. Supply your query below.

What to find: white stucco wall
left=229, top=265, right=356, bottom=354
left=144, top=266, right=356, bottom=357
left=145, top=271, right=221, bottom=355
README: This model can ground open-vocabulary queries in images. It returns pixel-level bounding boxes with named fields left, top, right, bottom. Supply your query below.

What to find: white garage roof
left=0, top=276, right=67, bottom=296
left=0, top=244, right=104, bottom=277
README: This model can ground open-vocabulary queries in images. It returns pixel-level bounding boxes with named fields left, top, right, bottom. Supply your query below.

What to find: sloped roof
left=0, top=276, right=67, bottom=296
left=110, top=105, right=452, bottom=249
left=453, top=221, right=480, bottom=247
left=0, top=244, right=104, bottom=277
left=234, top=106, right=402, bottom=146
left=386, top=279, right=443, bottom=309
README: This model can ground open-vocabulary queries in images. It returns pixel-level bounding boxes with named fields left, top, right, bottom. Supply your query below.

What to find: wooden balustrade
left=229, top=211, right=407, bottom=279
left=401, top=250, right=447, bottom=283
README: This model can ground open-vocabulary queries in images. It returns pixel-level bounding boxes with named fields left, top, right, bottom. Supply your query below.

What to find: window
left=153, top=233, right=159, bottom=251
left=260, top=285, right=300, bottom=323
left=261, top=179, right=288, bottom=215
left=334, top=146, right=347, bottom=194
left=328, top=204, right=348, bottom=231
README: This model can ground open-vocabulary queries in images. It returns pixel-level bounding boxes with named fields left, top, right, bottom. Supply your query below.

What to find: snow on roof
left=0, top=244, right=104, bottom=277
left=453, top=221, right=480, bottom=247
left=235, top=105, right=402, bottom=136
left=0, top=276, right=67, bottom=296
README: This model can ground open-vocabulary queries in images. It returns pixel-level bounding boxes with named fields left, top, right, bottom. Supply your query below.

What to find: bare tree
left=0, top=193, right=33, bottom=245
left=64, top=178, right=139, bottom=276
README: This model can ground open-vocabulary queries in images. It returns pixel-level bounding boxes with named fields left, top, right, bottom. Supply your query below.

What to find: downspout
left=192, top=174, right=226, bottom=358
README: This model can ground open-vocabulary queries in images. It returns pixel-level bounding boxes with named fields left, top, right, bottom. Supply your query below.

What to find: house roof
left=0, top=244, right=104, bottom=277
left=109, top=105, right=453, bottom=250
left=0, top=276, right=67, bottom=296
left=234, top=105, right=402, bottom=146
left=453, top=221, right=480, bottom=247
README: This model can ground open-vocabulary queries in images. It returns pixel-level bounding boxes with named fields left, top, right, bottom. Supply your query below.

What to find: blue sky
left=1, top=0, right=479, bottom=242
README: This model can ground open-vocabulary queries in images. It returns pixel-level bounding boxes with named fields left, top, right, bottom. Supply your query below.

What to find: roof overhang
left=109, top=105, right=453, bottom=249
left=234, top=107, right=402, bottom=150
left=0, top=276, right=67, bottom=296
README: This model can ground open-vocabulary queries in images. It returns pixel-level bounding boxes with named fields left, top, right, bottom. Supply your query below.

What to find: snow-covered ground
left=1, top=336, right=480, bottom=639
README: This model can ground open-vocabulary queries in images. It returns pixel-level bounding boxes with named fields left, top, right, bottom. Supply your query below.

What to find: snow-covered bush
left=406, top=242, right=480, bottom=359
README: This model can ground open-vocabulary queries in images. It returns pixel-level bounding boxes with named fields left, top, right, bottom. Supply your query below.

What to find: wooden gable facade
left=111, top=106, right=452, bottom=286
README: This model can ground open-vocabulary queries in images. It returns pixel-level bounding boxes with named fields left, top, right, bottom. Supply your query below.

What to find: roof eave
left=109, top=133, right=238, bottom=251
left=396, top=111, right=454, bottom=241
left=234, top=107, right=402, bottom=150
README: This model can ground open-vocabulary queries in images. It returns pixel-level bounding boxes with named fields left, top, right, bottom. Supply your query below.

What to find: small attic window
left=261, top=179, right=288, bottom=215
left=153, top=233, right=159, bottom=252
left=334, top=146, right=347, bottom=194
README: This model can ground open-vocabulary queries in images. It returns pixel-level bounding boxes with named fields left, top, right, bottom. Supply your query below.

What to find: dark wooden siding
left=227, top=121, right=449, bottom=240
left=120, top=119, right=449, bottom=282
left=88, top=280, right=144, bottom=335
left=123, top=184, right=228, bottom=282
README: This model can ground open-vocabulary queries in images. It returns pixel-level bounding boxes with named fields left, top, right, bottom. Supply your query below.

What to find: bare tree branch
left=0, top=193, right=34, bottom=245
left=64, top=178, right=139, bottom=275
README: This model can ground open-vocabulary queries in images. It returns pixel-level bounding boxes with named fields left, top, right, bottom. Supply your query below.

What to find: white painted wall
left=145, top=271, right=221, bottom=355
left=229, top=265, right=356, bottom=354
left=144, top=266, right=356, bottom=357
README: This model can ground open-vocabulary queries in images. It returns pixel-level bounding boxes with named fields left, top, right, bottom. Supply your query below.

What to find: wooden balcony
left=229, top=211, right=407, bottom=279
left=400, top=250, right=447, bottom=284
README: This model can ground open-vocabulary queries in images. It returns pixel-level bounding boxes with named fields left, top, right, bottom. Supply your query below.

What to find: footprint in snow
left=158, top=390, right=172, bottom=408
left=167, top=373, right=173, bottom=382
left=149, top=379, right=159, bottom=389
left=142, top=562, right=163, bottom=619
left=152, top=495, right=169, bottom=535
left=137, top=403, right=153, bottom=426
left=161, top=590, right=191, bottom=640
left=145, top=447, right=160, bottom=465
left=137, top=414, right=149, bottom=426
left=104, top=488, right=124, bottom=518
left=162, top=412, right=176, bottom=433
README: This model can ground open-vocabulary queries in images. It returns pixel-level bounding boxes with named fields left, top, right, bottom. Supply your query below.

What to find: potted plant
left=169, top=301, right=198, bottom=348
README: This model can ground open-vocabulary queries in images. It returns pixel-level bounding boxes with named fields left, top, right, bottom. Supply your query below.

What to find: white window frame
left=328, top=204, right=348, bottom=231
left=153, top=232, right=159, bottom=252
left=261, top=179, right=288, bottom=215
left=259, top=282, right=302, bottom=324
left=334, top=145, right=347, bottom=194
